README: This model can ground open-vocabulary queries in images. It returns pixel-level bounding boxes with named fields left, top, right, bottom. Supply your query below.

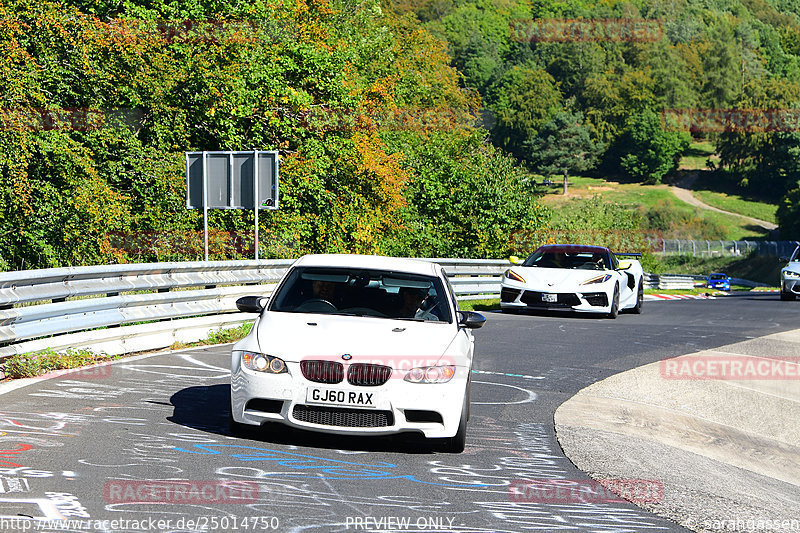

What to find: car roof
left=292, top=254, right=440, bottom=276
left=533, top=244, right=610, bottom=254
left=709, top=272, right=728, bottom=276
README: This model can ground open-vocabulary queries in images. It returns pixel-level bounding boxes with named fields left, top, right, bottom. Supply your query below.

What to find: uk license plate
left=542, top=293, right=558, bottom=303
left=306, top=388, right=376, bottom=408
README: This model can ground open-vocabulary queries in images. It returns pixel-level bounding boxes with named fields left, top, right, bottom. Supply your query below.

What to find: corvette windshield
left=269, top=267, right=452, bottom=323
left=523, top=249, right=610, bottom=270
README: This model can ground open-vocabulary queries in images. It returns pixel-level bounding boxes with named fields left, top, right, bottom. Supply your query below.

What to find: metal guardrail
left=643, top=273, right=696, bottom=290
left=648, top=238, right=799, bottom=258
left=643, top=273, right=768, bottom=290
left=0, top=258, right=510, bottom=361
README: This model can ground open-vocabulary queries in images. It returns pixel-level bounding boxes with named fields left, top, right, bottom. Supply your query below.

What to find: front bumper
left=231, top=362, right=467, bottom=438
left=782, top=277, right=800, bottom=294
left=500, top=284, right=612, bottom=313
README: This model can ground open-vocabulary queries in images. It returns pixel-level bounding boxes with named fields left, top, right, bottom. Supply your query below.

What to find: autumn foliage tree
left=0, top=0, right=545, bottom=268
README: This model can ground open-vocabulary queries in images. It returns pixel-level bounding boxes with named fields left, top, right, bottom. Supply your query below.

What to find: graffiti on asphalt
left=176, top=444, right=488, bottom=487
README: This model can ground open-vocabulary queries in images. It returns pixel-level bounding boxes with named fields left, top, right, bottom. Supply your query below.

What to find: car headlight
left=581, top=274, right=612, bottom=285
left=784, top=270, right=800, bottom=279
left=404, top=365, right=456, bottom=384
left=239, top=351, right=288, bottom=374
left=504, top=269, right=525, bottom=283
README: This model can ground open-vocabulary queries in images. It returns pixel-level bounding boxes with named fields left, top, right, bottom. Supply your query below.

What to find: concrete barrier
left=555, top=330, right=800, bottom=531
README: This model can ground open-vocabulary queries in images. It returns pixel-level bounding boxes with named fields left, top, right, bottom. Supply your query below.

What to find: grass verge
left=1, top=348, right=121, bottom=379
left=540, top=175, right=769, bottom=241
left=691, top=189, right=777, bottom=223
left=458, top=298, right=500, bottom=311
left=169, top=322, right=253, bottom=350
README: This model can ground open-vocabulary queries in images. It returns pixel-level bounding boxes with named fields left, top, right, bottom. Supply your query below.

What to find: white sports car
left=500, top=244, right=644, bottom=318
left=780, top=245, right=800, bottom=300
left=230, top=254, right=485, bottom=452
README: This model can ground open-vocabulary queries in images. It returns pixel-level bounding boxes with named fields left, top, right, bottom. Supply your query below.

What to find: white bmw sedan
left=230, top=254, right=485, bottom=452
left=500, top=244, right=644, bottom=318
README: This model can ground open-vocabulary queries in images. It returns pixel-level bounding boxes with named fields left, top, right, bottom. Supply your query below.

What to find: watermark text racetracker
left=0, top=108, right=142, bottom=132
left=660, top=355, right=800, bottom=380
left=509, top=478, right=664, bottom=505
left=104, top=479, right=258, bottom=504
left=662, top=108, right=800, bottom=133
left=0, top=516, right=279, bottom=531
left=510, top=18, right=663, bottom=42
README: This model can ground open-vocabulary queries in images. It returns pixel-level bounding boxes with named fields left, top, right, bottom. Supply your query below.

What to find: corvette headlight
left=504, top=269, right=526, bottom=283
left=239, top=351, right=288, bottom=374
left=404, top=365, right=455, bottom=384
left=784, top=271, right=800, bottom=279
left=581, top=274, right=612, bottom=285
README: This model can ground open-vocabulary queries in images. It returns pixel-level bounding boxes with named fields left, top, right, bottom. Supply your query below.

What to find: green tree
left=486, top=64, right=562, bottom=158
left=777, top=187, right=800, bottom=239
left=527, top=111, right=602, bottom=194
left=617, top=110, right=691, bottom=184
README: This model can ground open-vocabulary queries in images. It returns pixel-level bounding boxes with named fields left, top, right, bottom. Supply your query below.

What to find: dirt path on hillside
left=671, top=173, right=778, bottom=231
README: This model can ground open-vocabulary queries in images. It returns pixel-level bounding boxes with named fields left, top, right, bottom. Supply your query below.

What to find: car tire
left=440, top=387, right=469, bottom=453
left=632, top=282, right=643, bottom=314
left=607, top=286, right=619, bottom=319
left=781, top=290, right=796, bottom=301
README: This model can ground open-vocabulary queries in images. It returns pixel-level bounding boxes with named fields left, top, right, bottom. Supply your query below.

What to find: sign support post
left=202, top=151, right=209, bottom=262
left=254, top=150, right=259, bottom=261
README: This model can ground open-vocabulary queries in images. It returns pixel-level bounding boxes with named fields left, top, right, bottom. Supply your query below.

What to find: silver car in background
left=781, top=246, right=800, bottom=300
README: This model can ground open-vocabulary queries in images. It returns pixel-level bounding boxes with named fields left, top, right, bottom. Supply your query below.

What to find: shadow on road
left=168, top=384, right=443, bottom=454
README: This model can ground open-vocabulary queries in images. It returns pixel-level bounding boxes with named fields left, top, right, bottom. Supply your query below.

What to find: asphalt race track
left=0, top=293, right=797, bottom=533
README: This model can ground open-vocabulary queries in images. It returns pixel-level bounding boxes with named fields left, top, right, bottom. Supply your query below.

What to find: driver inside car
left=398, top=287, right=438, bottom=321
left=311, top=279, right=337, bottom=301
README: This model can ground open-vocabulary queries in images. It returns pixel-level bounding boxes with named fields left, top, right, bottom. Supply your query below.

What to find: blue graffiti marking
left=173, top=444, right=488, bottom=487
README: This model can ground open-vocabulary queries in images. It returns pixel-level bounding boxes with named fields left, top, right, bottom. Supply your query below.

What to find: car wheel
left=632, top=282, right=643, bottom=314
left=781, top=290, right=796, bottom=301
left=607, top=286, right=619, bottom=319
left=440, top=386, right=469, bottom=453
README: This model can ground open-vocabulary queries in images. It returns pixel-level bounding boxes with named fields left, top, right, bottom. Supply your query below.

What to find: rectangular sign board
left=186, top=151, right=278, bottom=210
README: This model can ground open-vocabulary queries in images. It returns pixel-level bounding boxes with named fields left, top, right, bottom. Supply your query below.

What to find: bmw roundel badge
left=342, top=354, right=352, bottom=361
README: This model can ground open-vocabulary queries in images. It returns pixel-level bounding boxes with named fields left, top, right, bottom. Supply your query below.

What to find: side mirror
left=458, top=310, right=486, bottom=329
left=617, top=260, right=632, bottom=270
left=509, top=256, right=521, bottom=264
left=236, top=296, right=267, bottom=313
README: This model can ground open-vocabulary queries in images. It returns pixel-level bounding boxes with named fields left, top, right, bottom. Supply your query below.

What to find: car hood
left=255, top=311, right=458, bottom=366
left=511, top=267, right=610, bottom=289
left=783, top=264, right=800, bottom=274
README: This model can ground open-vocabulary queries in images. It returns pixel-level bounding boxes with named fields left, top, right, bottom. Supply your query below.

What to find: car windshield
left=523, top=249, right=609, bottom=270
left=709, top=274, right=727, bottom=280
left=269, top=267, right=452, bottom=323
